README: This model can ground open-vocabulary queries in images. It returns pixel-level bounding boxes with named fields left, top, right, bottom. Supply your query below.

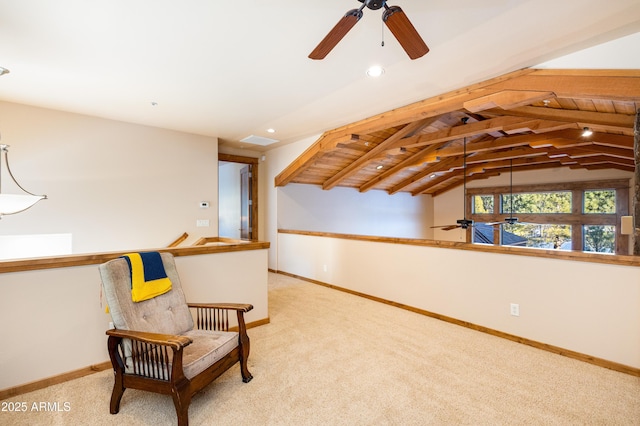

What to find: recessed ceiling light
left=582, top=127, right=593, bottom=137
left=376, top=165, right=383, bottom=170
left=366, top=65, right=384, bottom=78
left=267, top=128, right=276, bottom=133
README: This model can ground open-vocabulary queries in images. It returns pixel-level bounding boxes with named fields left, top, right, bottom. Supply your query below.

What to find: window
left=583, top=190, right=615, bottom=214
left=467, top=179, right=629, bottom=255
left=583, top=225, right=615, bottom=253
left=502, top=191, right=571, bottom=214
left=472, top=195, right=494, bottom=214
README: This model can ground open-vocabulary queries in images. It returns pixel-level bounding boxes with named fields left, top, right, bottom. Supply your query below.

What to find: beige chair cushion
left=181, top=330, right=238, bottom=379
left=100, top=252, right=194, bottom=335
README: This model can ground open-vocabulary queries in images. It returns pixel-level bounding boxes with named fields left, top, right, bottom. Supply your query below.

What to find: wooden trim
left=218, top=153, right=259, bottom=165
left=219, top=153, right=260, bottom=241
left=278, top=229, right=640, bottom=267
left=167, top=232, right=189, bottom=247
left=0, top=240, right=270, bottom=274
left=0, top=361, right=112, bottom=401
left=0, top=317, right=269, bottom=400
left=276, top=270, right=640, bottom=377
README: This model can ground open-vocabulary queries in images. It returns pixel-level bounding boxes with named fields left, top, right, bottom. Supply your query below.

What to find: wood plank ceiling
left=275, top=69, right=640, bottom=197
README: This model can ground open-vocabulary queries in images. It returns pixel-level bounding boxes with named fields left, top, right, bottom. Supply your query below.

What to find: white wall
left=263, top=135, right=318, bottom=270
left=0, top=249, right=269, bottom=391
left=278, top=183, right=432, bottom=238
left=263, top=134, right=434, bottom=270
left=0, top=101, right=219, bottom=256
left=277, top=233, right=640, bottom=369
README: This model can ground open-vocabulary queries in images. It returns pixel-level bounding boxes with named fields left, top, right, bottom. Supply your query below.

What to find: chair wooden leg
left=107, top=335, right=126, bottom=414
left=239, top=333, right=253, bottom=383
left=172, top=381, right=192, bottom=426
left=109, top=372, right=125, bottom=414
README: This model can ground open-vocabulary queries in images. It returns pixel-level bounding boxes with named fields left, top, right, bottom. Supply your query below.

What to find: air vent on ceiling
left=240, top=135, right=279, bottom=146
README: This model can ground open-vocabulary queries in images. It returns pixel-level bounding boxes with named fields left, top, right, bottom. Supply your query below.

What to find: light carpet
left=2, top=272, right=639, bottom=425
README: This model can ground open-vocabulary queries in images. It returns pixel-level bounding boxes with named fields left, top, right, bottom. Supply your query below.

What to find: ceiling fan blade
left=382, top=6, right=429, bottom=60
left=431, top=225, right=461, bottom=231
left=309, top=9, right=363, bottom=60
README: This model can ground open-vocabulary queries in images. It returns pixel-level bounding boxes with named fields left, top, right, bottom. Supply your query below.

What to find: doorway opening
left=218, top=154, right=259, bottom=240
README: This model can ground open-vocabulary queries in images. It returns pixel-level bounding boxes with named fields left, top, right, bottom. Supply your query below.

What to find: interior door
left=240, top=165, right=252, bottom=239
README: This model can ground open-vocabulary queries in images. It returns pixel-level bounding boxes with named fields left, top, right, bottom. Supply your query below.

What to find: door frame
left=218, top=153, right=259, bottom=240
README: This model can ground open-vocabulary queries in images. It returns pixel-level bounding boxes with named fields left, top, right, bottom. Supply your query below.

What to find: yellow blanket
left=122, top=252, right=172, bottom=302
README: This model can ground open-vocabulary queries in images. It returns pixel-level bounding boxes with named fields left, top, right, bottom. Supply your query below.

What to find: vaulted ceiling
left=0, top=1, right=639, bottom=150
left=275, top=69, right=639, bottom=196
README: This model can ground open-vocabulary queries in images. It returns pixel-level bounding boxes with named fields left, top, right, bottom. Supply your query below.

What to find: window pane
left=501, top=223, right=572, bottom=250
left=502, top=192, right=571, bottom=214
left=584, top=190, right=615, bottom=214
left=473, top=195, right=493, bottom=214
left=472, top=223, right=495, bottom=244
left=583, top=225, right=615, bottom=253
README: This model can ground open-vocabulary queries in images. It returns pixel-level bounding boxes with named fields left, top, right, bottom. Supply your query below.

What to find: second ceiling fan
left=309, top=0, right=429, bottom=60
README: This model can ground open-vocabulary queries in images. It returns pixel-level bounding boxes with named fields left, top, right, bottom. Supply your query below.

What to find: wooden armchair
left=99, top=252, right=253, bottom=426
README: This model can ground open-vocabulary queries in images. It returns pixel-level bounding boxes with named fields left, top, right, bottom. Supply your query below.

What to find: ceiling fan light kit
left=309, top=0, right=429, bottom=60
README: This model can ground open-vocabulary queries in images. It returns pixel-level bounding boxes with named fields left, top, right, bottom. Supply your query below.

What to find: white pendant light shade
left=0, top=143, right=47, bottom=218
left=0, top=193, right=46, bottom=216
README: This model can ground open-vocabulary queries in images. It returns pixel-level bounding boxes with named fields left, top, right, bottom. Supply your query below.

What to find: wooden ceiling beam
left=548, top=145, right=633, bottom=160
left=388, top=156, right=460, bottom=195
left=427, top=162, right=565, bottom=196
left=465, top=147, right=547, bottom=164
left=322, top=118, right=436, bottom=190
left=488, top=69, right=640, bottom=101
left=394, top=115, right=535, bottom=151
left=482, top=106, right=635, bottom=134
left=358, top=144, right=443, bottom=193
left=432, top=132, right=561, bottom=159
left=572, top=156, right=635, bottom=168
left=463, top=90, right=555, bottom=113
left=501, top=119, right=576, bottom=134
left=323, top=68, right=536, bottom=138
left=582, top=163, right=635, bottom=172
left=274, top=133, right=359, bottom=187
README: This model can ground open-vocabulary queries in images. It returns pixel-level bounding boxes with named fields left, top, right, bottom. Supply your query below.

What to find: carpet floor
left=2, top=272, right=639, bottom=425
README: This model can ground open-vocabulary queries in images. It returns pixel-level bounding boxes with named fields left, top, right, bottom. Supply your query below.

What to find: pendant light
left=0, top=143, right=47, bottom=218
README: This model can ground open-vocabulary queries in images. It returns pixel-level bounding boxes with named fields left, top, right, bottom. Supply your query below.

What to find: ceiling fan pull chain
left=381, top=20, right=385, bottom=47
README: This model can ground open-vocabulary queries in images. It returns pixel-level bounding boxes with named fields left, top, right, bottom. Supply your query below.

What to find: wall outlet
left=510, top=303, right=520, bottom=317
left=196, top=219, right=210, bottom=227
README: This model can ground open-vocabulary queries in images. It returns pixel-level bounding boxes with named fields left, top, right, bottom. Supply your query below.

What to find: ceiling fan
left=309, top=0, right=429, bottom=60
left=431, top=119, right=474, bottom=231
left=433, top=153, right=522, bottom=232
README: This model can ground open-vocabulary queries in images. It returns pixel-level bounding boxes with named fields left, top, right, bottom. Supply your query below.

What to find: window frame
left=466, top=179, right=629, bottom=254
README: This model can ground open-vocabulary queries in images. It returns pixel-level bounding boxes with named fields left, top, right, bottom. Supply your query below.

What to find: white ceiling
left=0, top=0, right=639, bottom=151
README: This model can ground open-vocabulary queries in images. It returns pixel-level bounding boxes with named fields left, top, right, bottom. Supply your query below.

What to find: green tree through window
left=467, top=180, right=628, bottom=255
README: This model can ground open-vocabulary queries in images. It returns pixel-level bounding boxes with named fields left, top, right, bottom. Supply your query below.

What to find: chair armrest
left=188, top=303, right=253, bottom=331
left=106, top=328, right=192, bottom=350
left=187, top=302, right=253, bottom=312
left=106, top=329, right=192, bottom=382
